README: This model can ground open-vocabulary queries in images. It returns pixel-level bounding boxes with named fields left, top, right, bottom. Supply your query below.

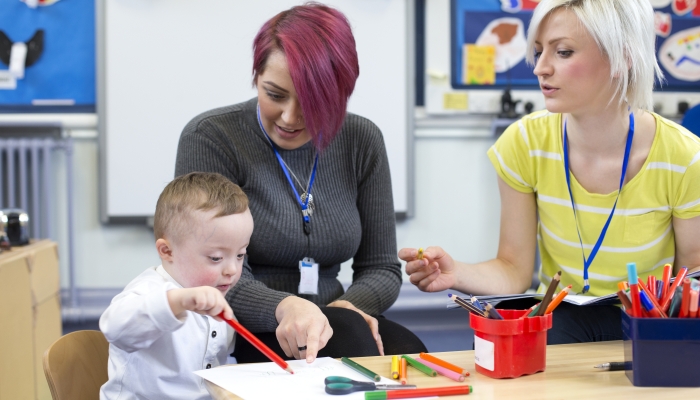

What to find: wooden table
left=204, top=341, right=700, bottom=399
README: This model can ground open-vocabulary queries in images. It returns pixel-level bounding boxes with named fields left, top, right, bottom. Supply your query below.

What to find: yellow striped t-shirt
left=487, top=110, right=700, bottom=297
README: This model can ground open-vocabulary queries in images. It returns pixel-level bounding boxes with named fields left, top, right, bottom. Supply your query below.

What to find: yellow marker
left=417, top=248, right=424, bottom=260
left=391, top=355, right=400, bottom=380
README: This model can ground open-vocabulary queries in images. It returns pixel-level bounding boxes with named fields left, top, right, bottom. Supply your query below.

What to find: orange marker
left=399, top=357, right=408, bottom=385
left=617, top=281, right=628, bottom=292
left=661, top=264, right=673, bottom=301
left=545, top=285, right=572, bottom=314
left=419, top=352, right=469, bottom=376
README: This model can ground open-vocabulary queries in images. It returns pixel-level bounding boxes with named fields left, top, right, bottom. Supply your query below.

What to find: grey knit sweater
left=175, top=98, right=402, bottom=332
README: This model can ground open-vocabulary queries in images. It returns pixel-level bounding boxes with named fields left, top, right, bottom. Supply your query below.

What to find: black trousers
left=496, top=298, right=623, bottom=344
left=233, top=307, right=428, bottom=363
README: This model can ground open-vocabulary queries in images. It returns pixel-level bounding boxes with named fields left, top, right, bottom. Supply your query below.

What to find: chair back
left=680, top=104, right=700, bottom=137
left=43, top=330, right=109, bottom=400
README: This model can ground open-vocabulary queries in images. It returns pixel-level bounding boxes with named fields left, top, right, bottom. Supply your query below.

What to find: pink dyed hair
left=253, top=2, right=360, bottom=150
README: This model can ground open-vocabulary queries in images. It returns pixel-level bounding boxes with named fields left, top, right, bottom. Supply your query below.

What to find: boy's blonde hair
left=526, top=0, right=664, bottom=112
left=154, top=172, right=249, bottom=243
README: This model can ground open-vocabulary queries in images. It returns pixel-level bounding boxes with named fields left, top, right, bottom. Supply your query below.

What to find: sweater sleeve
left=334, top=120, right=402, bottom=316
left=175, top=115, right=293, bottom=332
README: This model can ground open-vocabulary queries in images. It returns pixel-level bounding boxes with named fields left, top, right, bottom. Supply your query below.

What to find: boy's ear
left=156, top=238, right=174, bottom=262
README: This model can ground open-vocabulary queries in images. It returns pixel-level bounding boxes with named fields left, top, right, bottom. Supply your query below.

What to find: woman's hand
left=399, top=246, right=457, bottom=292
left=327, top=300, right=384, bottom=356
left=275, top=296, right=333, bottom=363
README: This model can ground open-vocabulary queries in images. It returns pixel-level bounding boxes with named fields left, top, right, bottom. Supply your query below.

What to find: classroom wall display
left=451, top=0, right=700, bottom=91
left=0, top=0, right=95, bottom=111
left=100, top=0, right=412, bottom=221
left=451, top=0, right=538, bottom=89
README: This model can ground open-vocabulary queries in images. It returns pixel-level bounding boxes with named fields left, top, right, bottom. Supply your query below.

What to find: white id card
left=298, top=257, right=319, bottom=295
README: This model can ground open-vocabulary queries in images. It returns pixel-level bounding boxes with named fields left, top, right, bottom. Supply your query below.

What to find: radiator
left=0, top=137, right=77, bottom=311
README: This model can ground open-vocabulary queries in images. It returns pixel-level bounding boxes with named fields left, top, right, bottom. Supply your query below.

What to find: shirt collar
left=155, top=265, right=183, bottom=289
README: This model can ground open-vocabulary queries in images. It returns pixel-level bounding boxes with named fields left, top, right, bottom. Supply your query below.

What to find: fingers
left=397, top=247, right=418, bottom=261
left=274, top=297, right=332, bottom=362
left=417, top=268, right=442, bottom=291
left=275, top=328, right=295, bottom=359
left=303, top=319, right=326, bottom=363
left=407, top=260, right=438, bottom=283
left=182, top=287, right=232, bottom=320
left=375, top=332, right=385, bottom=356
left=365, top=315, right=384, bottom=356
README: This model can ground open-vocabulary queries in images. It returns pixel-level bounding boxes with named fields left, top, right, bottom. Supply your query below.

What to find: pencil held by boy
left=99, top=172, right=254, bottom=400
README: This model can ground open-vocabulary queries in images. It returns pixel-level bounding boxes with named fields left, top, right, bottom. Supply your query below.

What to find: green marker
left=341, top=357, right=380, bottom=382
left=401, top=354, right=437, bottom=377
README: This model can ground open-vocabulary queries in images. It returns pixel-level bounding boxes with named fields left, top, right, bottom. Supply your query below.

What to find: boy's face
left=158, top=208, right=254, bottom=295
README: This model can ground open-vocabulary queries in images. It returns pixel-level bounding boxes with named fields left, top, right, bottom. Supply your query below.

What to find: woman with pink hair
left=175, top=2, right=426, bottom=363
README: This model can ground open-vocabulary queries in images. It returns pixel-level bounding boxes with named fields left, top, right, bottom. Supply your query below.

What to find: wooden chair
left=43, top=330, right=109, bottom=400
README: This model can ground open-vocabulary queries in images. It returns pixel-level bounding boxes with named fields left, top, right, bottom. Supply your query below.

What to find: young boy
left=100, top=172, right=254, bottom=400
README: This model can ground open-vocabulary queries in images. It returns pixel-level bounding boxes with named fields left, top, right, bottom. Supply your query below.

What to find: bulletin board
left=450, top=0, right=539, bottom=89
left=0, top=0, right=95, bottom=112
left=451, top=0, right=700, bottom=92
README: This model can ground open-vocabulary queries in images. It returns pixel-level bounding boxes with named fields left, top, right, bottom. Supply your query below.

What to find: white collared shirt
left=100, top=265, right=235, bottom=400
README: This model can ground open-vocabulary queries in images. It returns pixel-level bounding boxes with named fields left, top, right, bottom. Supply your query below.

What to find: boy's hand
left=167, top=287, right=234, bottom=321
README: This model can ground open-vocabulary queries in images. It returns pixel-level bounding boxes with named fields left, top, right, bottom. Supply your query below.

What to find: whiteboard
left=98, top=0, right=412, bottom=221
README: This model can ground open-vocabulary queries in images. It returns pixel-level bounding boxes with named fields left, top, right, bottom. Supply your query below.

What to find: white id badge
left=298, top=257, right=319, bottom=295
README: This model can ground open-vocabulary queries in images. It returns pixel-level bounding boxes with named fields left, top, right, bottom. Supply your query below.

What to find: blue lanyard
left=563, top=112, right=634, bottom=294
left=257, top=106, right=318, bottom=234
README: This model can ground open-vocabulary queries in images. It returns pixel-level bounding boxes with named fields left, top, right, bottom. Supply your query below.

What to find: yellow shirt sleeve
left=674, top=156, right=700, bottom=219
left=487, top=119, right=535, bottom=193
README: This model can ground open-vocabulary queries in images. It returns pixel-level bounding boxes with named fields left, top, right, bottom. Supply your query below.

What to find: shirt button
left=206, top=364, right=212, bottom=369
left=212, top=331, right=217, bottom=338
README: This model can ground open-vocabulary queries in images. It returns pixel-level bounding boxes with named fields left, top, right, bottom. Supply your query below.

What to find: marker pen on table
left=594, top=362, right=626, bottom=371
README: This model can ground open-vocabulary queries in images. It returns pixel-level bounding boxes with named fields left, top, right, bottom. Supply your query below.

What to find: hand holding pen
left=399, top=246, right=457, bottom=293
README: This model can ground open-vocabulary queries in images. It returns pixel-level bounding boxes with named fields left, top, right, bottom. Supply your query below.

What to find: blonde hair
left=154, top=172, right=249, bottom=242
left=525, top=0, right=664, bottom=111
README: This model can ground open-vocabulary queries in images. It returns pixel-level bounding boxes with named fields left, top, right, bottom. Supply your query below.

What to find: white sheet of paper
left=194, top=357, right=436, bottom=400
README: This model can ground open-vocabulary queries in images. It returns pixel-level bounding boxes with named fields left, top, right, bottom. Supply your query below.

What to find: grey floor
left=63, top=308, right=473, bottom=353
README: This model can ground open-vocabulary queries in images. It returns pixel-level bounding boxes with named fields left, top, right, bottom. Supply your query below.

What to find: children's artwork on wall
left=0, top=0, right=94, bottom=111
left=451, top=0, right=700, bottom=91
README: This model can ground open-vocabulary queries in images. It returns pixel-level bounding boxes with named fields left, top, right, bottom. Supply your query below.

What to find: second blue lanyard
left=563, top=112, right=634, bottom=294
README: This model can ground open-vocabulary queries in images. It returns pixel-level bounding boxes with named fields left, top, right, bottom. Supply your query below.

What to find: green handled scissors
left=324, top=376, right=416, bottom=395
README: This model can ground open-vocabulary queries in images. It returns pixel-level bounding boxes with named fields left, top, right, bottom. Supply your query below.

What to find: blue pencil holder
left=622, top=312, right=700, bottom=387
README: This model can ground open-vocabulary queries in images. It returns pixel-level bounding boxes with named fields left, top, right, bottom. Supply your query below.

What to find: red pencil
left=218, top=312, right=294, bottom=374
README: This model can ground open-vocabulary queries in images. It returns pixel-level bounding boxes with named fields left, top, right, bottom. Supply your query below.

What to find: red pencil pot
left=469, top=309, right=552, bottom=379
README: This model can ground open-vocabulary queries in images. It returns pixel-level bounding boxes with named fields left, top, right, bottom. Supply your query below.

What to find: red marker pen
left=660, top=267, right=688, bottom=313
left=680, top=278, right=691, bottom=318
left=627, top=263, right=642, bottom=318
